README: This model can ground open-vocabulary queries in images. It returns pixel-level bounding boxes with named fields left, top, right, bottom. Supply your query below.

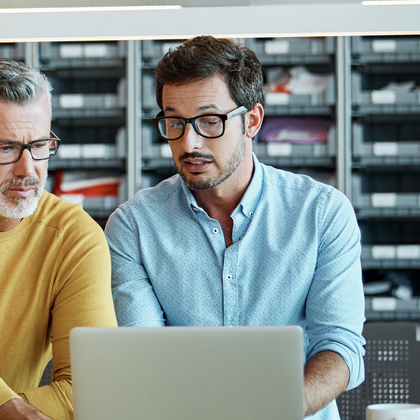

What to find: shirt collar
left=180, top=153, right=263, bottom=219
left=236, top=153, right=263, bottom=220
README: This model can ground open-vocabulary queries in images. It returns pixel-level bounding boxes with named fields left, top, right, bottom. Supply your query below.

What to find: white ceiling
left=0, top=0, right=396, bottom=7
left=0, top=1, right=419, bottom=42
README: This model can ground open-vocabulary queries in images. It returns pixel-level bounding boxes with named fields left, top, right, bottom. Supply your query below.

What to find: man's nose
left=13, top=149, right=36, bottom=178
left=181, top=123, right=203, bottom=153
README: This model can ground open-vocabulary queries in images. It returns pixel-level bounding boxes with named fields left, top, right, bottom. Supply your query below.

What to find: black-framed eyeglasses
left=152, top=105, right=248, bottom=141
left=0, top=131, right=61, bottom=165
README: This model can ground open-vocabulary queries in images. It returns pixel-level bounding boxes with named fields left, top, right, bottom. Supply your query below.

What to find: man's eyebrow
left=164, top=104, right=219, bottom=114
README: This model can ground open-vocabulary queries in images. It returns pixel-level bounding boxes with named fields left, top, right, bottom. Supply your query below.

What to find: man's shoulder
left=260, top=163, right=350, bottom=209
left=37, top=191, right=103, bottom=234
left=262, top=164, right=333, bottom=195
left=119, top=174, right=182, bottom=212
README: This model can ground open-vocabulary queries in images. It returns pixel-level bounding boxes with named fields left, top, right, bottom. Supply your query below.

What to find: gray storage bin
left=40, top=41, right=127, bottom=61
left=142, top=40, right=183, bottom=62
left=265, top=74, right=336, bottom=109
left=142, top=72, right=158, bottom=110
left=352, top=72, right=420, bottom=114
left=352, top=174, right=420, bottom=210
left=0, top=43, right=25, bottom=60
left=365, top=298, right=420, bottom=321
left=352, top=36, right=420, bottom=63
left=254, top=125, right=336, bottom=160
left=352, top=122, right=420, bottom=159
left=141, top=124, right=173, bottom=162
left=361, top=245, right=420, bottom=269
left=247, top=37, right=335, bottom=64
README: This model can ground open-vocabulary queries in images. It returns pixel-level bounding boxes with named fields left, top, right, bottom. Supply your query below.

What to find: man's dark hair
left=155, top=35, right=264, bottom=111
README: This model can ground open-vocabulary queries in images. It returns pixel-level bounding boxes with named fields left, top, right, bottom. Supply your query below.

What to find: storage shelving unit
left=245, top=37, right=337, bottom=186
left=3, top=36, right=420, bottom=420
left=1, top=36, right=420, bottom=315
left=350, top=36, right=420, bottom=325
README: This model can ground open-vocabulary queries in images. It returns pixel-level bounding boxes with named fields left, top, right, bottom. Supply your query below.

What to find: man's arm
left=21, top=208, right=117, bottom=419
left=303, top=350, right=349, bottom=417
left=105, top=207, right=165, bottom=327
left=0, top=397, right=52, bottom=420
left=304, top=187, right=365, bottom=416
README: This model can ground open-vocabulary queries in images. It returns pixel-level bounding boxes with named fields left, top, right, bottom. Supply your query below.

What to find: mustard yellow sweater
left=0, top=191, right=118, bottom=419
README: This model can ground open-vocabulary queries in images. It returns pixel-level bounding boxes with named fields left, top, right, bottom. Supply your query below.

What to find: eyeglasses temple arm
left=226, top=106, right=248, bottom=119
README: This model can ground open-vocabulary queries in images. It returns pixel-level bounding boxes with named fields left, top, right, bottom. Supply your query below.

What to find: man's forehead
left=162, top=77, right=233, bottom=113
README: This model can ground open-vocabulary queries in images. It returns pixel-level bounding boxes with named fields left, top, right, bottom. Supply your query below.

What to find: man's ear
left=245, top=103, right=264, bottom=139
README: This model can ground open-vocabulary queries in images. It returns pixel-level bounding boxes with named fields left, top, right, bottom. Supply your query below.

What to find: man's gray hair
left=0, top=58, right=52, bottom=107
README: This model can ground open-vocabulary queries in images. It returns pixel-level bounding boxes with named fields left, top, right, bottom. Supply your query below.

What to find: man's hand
left=0, top=398, right=52, bottom=419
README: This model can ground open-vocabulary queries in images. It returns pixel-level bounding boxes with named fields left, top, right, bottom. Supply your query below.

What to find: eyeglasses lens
left=195, top=116, right=223, bottom=138
left=0, top=144, right=19, bottom=164
left=0, top=139, right=59, bottom=164
left=158, top=116, right=224, bottom=140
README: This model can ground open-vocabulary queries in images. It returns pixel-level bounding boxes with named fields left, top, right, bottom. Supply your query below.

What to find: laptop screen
left=70, top=325, right=304, bottom=420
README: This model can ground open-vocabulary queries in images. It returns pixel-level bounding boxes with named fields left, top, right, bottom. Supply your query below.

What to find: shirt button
left=212, top=228, right=219, bottom=234
left=226, top=274, right=232, bottom=281
left=249, top=212, right=253, bottom=216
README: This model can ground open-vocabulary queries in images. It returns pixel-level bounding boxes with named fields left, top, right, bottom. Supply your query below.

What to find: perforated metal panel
left=337, top=323, right=420, bottom=420
left=38, top=360, right=54, bottom=387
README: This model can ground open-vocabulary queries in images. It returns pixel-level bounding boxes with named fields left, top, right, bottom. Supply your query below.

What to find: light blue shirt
left=105, top=155, right=365, bottom=420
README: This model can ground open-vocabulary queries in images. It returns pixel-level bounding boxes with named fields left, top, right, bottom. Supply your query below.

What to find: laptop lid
left=70, top=326, right=304, bottom=420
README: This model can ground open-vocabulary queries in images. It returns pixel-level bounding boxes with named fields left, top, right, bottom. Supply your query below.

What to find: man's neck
left=0, top=217, right=21, bottom=232
left=192, top=153, right=255, bottom=222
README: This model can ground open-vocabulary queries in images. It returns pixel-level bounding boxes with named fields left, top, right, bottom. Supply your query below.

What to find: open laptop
left=70, top=326, right=304, bottom=420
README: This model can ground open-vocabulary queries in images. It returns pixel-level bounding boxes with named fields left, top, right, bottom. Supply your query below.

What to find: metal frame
left=335, top=36, right=352, bottom=199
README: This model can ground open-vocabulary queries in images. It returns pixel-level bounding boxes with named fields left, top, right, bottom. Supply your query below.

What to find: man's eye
left=33, top=142, right=48, bottom=150
left=168, top=120, right=183, bottom=129
left=0, top=144, right=16, bottom=153
left=197, top=117, right=220, bottom=127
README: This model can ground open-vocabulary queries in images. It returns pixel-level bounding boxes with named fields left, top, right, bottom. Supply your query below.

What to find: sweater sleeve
left=23, top=211, right=118, bottom=420
left=0, top=379, right=21, bottom=407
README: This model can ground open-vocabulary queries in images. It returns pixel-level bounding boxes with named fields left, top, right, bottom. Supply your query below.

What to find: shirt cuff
left=306, top=333, right=366, bottom=391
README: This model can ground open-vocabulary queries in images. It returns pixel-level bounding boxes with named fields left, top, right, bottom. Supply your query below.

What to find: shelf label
left=82, top=144, right=108, bottom=158
left=372, top=245, right=395, bottom=259
left=57, top=145, right=82, bottom=159
left=373, top=142, right=398, bottom=156
left=267, top=142, right=292, bottom=157
left=396, top=245, right=420, bottom=259
left=371, top=297, right=397, bottom=311
left=160, top=144, right=172, bottom=158
left=265, top=92, right=290, bottom=105
left=277, top=130, right=310, bottom=142
left=59, top=94, right=84, bottom=108
left=371, top=193, right=397, bottom=207
left=372, top=39, right=397, bottom=53
left=84, top=44, right=108, bottom=58
left=61, top=194, right=85, bottom=205
left=264, top=40, right=290, bottom=55
left=371, top=90, right=396, bottom=104
left=59, top=44, right=83, bottom=58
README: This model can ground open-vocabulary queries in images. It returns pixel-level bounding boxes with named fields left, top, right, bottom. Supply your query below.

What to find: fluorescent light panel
left=0, top=5, right=181, bottom=13
left=362, top=0, right=420, bottom=4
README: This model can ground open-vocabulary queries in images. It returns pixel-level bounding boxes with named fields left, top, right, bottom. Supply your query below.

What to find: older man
left=0, top=59, right=117, bottom=420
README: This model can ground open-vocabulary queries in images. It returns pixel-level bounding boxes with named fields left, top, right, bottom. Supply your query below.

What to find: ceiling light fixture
left=0, top=5, right=182, bottom=13
left=362, top=0, right=420, bottom=4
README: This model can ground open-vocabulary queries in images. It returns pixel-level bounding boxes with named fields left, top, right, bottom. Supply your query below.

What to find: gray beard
left=0, top=174, right=46, bottom=219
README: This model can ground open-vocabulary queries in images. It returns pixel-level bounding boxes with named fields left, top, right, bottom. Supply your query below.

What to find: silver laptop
left=70, top=326, right=304, bottom=420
